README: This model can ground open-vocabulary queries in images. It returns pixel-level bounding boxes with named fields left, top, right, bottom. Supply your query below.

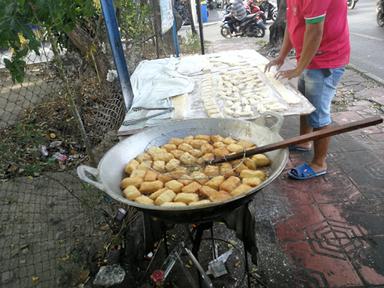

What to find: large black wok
left=77, top=115, right=288, bottom=223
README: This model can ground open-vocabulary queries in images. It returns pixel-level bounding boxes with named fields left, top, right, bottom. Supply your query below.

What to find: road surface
left=348, top=0, right=384, bottom=80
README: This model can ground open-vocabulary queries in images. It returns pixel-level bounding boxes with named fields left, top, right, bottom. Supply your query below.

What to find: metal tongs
left=122, top=106, right=174, bottom=126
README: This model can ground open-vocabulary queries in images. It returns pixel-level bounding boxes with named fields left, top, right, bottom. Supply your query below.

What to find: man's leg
left=297, top=74, right=312, bottom=149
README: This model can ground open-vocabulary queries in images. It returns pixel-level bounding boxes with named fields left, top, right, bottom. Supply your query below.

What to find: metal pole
left=195, top=0, right=205, bottom=54
left=172, top=13, right=180, bottom=57
left=100, top=0, right=134, bottom=111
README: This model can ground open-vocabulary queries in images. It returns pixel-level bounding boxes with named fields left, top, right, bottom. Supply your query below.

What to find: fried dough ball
left=211, top=135, right=224, bottom=142
left=170, top=149, right=184, bottom=159
left=199, top=185, right=218, bottom=198
left=135, top=195, right=154, bottom=205
left=136, top=152, right=152, bottom=162
left=149, top=188, right=168, bottom=200
left=240, top=169, right=267, bottom=180
left=227, top=143, right=244, bottom=153
left=223, top=137, right=236, bottom=145
left=237, top=140, right=255, bottom=149
left=165, top=180, right=184, bottom=193
left=242, top=177, right=262, bottom=187
left=144, top=170, right=158, bottom=181
left=163, top=143, right=177, bottom=152
left=201, top=143, right=214, bottom=154
left=182, top=181, right=202, bottom=193
left=205, top=176, right=225, bottom=190
left=178, top=143, right=194, bottom=152
left=155, top=190, right=176, bottom=205
left=194, top=135, right=210, bottom=141
left=124, top=160, right=139, bottom=175
left=231, top=184, right=252, bottom=197
left=252, top=154, right=271, bottom=167
left=139, top=180, right=164, bottom=194
left=174, top=193, right=199, bottom=204
left=158, top=173, right=173, bottom=184
left=153, top=160, right=166, bottom=172
left=170, top=138, right=184, bottom=145
left=179, top=152, right=196, bottom=165
left=213, top=147, right=230, bottom=158
left=190, top=149, right=204, bottom=158
left=220, top=176, right=241, bottom=192
left=130, top=169, right=147, bottom=178
left=213, top=142, right=226, bottom=148
left=209, top=191, right=232, bottom=202
left=121, top=177, right=143, bottom=189
left=190, top=139, right=208, bottom=149
left=204, top=165, right=220, bottom=177
left=191, top=171, right=209, bottom=185
left=165, top=159, right=181, bottom=172
left=123, top=185, right=141, bottom=200
left=243, top=158, right=257, bottom=170
left=220, top=163, right=235, bottom=177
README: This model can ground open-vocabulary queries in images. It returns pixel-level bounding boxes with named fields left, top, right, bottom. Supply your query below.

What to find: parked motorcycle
left=259, top=0, right=277, bottom=21
left=221, top=13, right=266, bottom=38
left=377, top=0, right=384, bottom=27
left=347, top=0, right=358, bottom=9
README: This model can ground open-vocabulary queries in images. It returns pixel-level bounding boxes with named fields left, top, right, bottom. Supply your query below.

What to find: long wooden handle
left=209, top=116, right=383, bottom=164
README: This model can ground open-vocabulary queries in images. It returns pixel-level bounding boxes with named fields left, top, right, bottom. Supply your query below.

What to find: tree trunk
left=268, top=0, right=286, bottom=48
left=67, top=25, right=111, bottom=84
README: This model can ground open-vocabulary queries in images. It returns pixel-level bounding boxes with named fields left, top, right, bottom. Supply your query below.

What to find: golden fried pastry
left=213, top=147, right=230, bottom=158
left=201, top=153, right=215, bottom=162
left=155, top=190, right=176, bottom=205
left=124, top=160, right=139, bottom=175
left=121, top=177, right=143, bottom=189
left=153, top=151, right=173, bottom=162
left=252, top=154, right=271, bottom=167
left=165, top=180, right=184, bottom=193
left=184, top=136, right=194, bottom=141
left=205, top=176, right=225, bottom=190
left=179, top=152, right=196, bottom=165
left=158, top=173, right=173, bottom=184
left=149, top=188, right=168, bottom=200
left=189, top=200, right=212, bottom=206
left=130, top=169, right=147, bottom=178
left=182, top=181, right=202, bottom=193
left=230, top=184, right=252, bottom=197
left=178, top=175, right=193, bottom=185
left=166, top=158, right=181, bottom=172
left=220, top=176, right=241, bottom=192
left=220, top=163, right=235, bottom=177
left=169, top=138, right=184, bottom=146
left=136, top=152, right=152, bottom=162
left=174, top=193, right=199, bottom=204
left=123, top=185, right=141, bottom=200
left=199, top=185, right=217, bottom=198
left=178, top=143, right=194, bottom=152
left=170, top=149, right=184, bottom=159
left=153, top=160, right=166, bottom=172
left=190, top=149, right=203, bottom=158
left=194, top=135, right=210, bottom=141
left=190, top=139, right=208, bottom=149
left=234, top=163, right=248, bottom=174
left=139, top=180, right=164, bottom=194
left=204, top=165, right=220, bottom=177
left=223, top=137, right=236, bottom=145
left=163, top=143, right=177, bottom=152
left=201, top=143, right=214, bottom=154
left=211, top=135, right=224, bottom=142
left=191, top=171, right=209, bottom=185
left=209, top=190, right=232, bottom=202
left=242, top=177, right=262, bottom=187
left=144, top=170, right=158, bottom=181
left=161, top=202, right=187, bottom=207
left=135, top=195, right=154, bottom=205
left=240, top=169, right=266, bottom=180
left=227, top=143, right=244, bottom=153
left=213, top=142, right=226, bottom=148
left=243, top=158, right=257, bottom=170
left=137, top=161, right=153, bottom=170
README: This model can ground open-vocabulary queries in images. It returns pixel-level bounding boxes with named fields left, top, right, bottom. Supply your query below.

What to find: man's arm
left=264, top=25, right=293, bottom=72
left=276, top=21, right=324, bottom=79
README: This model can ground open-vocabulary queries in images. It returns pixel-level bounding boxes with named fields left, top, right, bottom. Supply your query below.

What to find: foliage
left=0, top=0, right=96, bottom=83
left=117, top=0, right=154, bottom=43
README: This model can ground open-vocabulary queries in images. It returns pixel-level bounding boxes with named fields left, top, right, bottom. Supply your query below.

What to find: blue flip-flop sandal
left=288, top=163, right=327, bottom=180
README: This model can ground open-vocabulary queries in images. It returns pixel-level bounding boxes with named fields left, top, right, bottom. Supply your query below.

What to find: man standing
left=265, top=0, right=350, bottom=180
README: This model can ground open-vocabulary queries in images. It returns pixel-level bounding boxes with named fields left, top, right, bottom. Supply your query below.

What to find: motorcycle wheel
left=272, top=10, right=278, bottom=21
left=347, top=0, right=357, bottom=9
left=255, top=27, right=265, bottom=38
left=221, top=26, right=232, bottom=38
left=378, top=11, right=384, bottom=27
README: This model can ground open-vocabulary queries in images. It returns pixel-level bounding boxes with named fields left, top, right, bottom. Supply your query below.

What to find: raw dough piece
left=182, top=181, right=202, bottom=193
left=231, top=184, right=252, bottom=197
left=165, top=180, right=184, bottom=193
left=139, top=180, right=164, bottom=194
left=155, top=190, right=176, bottom=205
left=174, top=193, right=199, bottom=204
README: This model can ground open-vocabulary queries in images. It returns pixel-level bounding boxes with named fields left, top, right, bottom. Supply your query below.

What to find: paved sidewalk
left=206, top=38, right=384, bottom=287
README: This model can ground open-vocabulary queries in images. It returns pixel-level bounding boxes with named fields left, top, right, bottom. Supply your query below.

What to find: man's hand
left=264, top=57, right=285, bottom=73
left=275, top=68, right=302, bottom=80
